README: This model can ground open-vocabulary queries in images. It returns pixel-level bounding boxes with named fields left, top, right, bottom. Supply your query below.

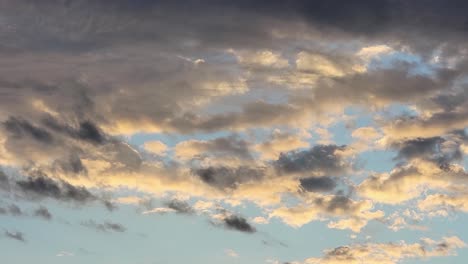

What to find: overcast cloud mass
left=1, top=1, right=468, bottom=263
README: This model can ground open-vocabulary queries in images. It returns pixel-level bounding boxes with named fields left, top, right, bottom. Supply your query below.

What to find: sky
left=1, top=1, right=468, bottom=263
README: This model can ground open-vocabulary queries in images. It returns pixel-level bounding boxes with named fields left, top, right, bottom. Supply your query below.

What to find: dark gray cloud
left=4, top=230, right=26, bottom=242
left=194, top=166, right=264, bottom=190
left=15, top=175, right=96, bottom=203
left=0, top=170, right=9, bottom=191
left=208, top=136, right=252, bottom=159
left=7, top=204, right=23, bottom=216
left=275, top=145, right=348, bottom=175
left=299, top=177, right=337, bottom=192
left=81, top=220, right=126, bottom=233
left=42, top=116, right=106, bottom=145
left=0, top=171, right=122, bottom=211
left=222, top=215, right=256, bottom=233
left=164, top=200, right=194, bottom=215
left=393, top=137, right=446, bottom=163
left=0, top=204, right=23, bottom=216
left=428, top=88, right=468, bottom=112
left=2, top=0, right=468, bottom=55
left=55, top=154, right=87, bottom=174
left=0, top=0, right=465, bottom=141
left=76, top=121, right=105, bottom=144
left=320, top=196, right=355, bottom=214
left=33, top=206, right=52, bottom=220
left=392, top=132, right=466, bottom=167
left=309, top=65, right=460, bottom=107
left=3, top=117, right=53, bottom=144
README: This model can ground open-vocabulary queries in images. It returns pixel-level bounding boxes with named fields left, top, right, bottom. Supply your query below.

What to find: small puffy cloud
left=142, top=207, right=176, bottom=215
left=222, top=215, right=256, bottom=234
left=165, top=199, right=195, bottom=214
left=270, top=195, right=383, bottom=232
left=274, top=145, right=350, bottom=176
left=4, top=230, right=26, bottom=242
left=299, top=177, right=337, bottom=192
left=194, top=166, right=264, bottom=190
left=81, top=220, right=126, bottom=233
left=143, top=199, right=195, bottom=215
left=356, top=45, right=393, bottom=59
left=232, top=49, right=289, bottom=68
left=56, top=251, right=74, bottom=257
left=255, top=130, right=309, bottom=160
left=351, top=127, right=380, bottom=140
left=143, top=140, right=168, bottom=155
left=33, top=206, right=52, bottom=220
left=225, top=249, right=239, bottom=258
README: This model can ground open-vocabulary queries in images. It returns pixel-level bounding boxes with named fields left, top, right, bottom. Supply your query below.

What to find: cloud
left=296, top=52, right=346, bottom=77
left=270, top=195, right=383, bottom=232
left=0, top=204, right=23, bottom=216
left=56, top=251, right=74, bottom=257
left=0, top=170, right=9, bottom=191
left=34, top=206, right=52, bottom=220
left=274, top=145, right=349, bottom=175
left=0, top=0, right=468, bottom=254
left=7, top=204, right=23, bottom=216
left=231, top=49, right=289, bottom=69
left=41, top=117, right=106, bottom=145
left=15, top=175, right=96, bottom=203
left=3, top=230, right=26, bottom=242
left=225, top=249, right=239, bottom=258
left=164, top=199, right=195, bottom=215
left=391, top=135, right=463, bottom=165
left=194, top=166, right=264, bottom=190
left=381, top=103, right=468, bottom=140
left=3, top=117, right=53, bottom=144
left=81, top=220, right=126, bottom=233
left=175, top=135, right=253, bottom=161
left=143, top=140, right=168, bottom=155
left=291, top=236, right=466, bottom=264
left=142, top=207, right=176, bottom=215
left=299, top=177, right=337, bottom=192
left=222, top=215, right=256, bottom=233
left=358, top=160, right=468, bottom=204
left=254, top=130, right=309, bottom=160
left=418, top=193, right=468, bottom=214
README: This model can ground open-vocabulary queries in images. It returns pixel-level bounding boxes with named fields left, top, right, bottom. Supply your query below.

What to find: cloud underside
left=292, top=236, right=466, bottom=264
left=0, top=1, right=467, bottom=260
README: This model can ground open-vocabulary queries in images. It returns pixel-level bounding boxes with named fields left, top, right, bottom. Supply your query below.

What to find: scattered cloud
left=3, top=230, right=26, bottom=242
left=81, top=220, right=126, bottom=233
